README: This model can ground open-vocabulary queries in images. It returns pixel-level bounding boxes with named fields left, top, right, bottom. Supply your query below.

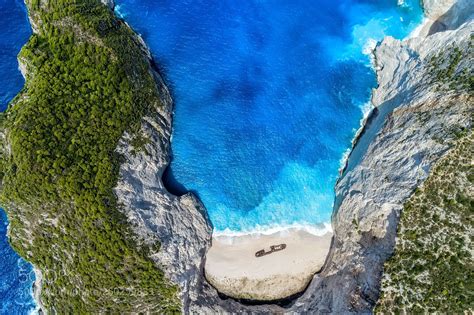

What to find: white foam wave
left=339, top=147, right=351, bottom=172
left=213, top=221, right=332, bottom=238
left=360, top=100, right=374, bottom=119
left=114, top=5, right=126, bottom=18
left=362, top=38, right=378, bottom=56
left=29, top=306, right=40, bottom=315
left=407, top=16, right=429, bottom=39
left=353, top=101, right=375, bottom=143
left=339, top=100, right=374, bottom=172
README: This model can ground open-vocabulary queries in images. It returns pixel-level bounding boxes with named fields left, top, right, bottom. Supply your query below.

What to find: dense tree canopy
left=0, top=0, right=179, bottom=312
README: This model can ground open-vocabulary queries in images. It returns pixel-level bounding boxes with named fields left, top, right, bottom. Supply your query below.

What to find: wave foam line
left=407, top=16, right=429, bottom=39
left=212, top=221, right=332, bottom=238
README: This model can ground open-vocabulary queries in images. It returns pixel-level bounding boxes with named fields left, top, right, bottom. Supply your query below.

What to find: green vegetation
left=0, top=0, right=179, bottom=312
left=130, top=129, right=152, bottom=156
left=428, top=37, right=474, bottom=92
left=376, top=131, right=473, bottom=313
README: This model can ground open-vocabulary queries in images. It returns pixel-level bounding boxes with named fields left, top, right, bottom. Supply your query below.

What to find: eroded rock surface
left=114, top=68, right=213, bottom=311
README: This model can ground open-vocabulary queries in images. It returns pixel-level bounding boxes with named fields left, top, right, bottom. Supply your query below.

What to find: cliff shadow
left=162, top=165, right=188, bottom=196
left=428, top=0, right=474, bottom=36
left=339, top=88, right=416, bottom=179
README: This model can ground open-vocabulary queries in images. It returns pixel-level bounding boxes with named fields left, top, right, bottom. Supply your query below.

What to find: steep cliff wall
left=306, top=21, right=472, bottom=313
left=113, top=72, right=213, bottom=311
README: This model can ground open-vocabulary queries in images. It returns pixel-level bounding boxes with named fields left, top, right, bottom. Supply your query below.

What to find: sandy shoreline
left=205, top=228, right=333, bottom=300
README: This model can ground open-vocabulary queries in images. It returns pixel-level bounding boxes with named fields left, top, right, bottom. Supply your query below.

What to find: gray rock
left=423, top=0, right=473, bottom=34
left=114, top=67, right=213, bottom=311
left=305, top=21, right=472, bottom=313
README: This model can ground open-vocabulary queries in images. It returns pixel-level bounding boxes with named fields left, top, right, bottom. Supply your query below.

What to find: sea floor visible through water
left=0, top=0, right=427, bottom=310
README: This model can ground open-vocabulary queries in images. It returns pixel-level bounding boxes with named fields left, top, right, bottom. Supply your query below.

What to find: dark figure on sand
left=255, top=244, right=287, bottom=257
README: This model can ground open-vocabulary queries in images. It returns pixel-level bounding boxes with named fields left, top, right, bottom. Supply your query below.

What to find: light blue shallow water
left=0, top=0, right=36, bottom=313
left=115, top=0, right=423, bottom=233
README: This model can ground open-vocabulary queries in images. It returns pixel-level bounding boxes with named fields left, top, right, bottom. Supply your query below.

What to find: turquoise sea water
left=0, top=0, right=36, bottom=313
left=115, top=0, right=423, bottom=234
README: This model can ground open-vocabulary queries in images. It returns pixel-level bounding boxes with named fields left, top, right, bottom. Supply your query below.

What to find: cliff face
left=113, top=70, right=213, bottom=311
left=421, top=0, right=472, bottom=35
left=114, top=0, right=472, bottom=312
left=307, top=21, right=472, bottom=313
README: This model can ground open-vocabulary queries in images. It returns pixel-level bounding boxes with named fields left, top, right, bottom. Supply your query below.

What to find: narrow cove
left=115, top=0, right=423, bottom=234
left=114, top=0, right=423, bottom=300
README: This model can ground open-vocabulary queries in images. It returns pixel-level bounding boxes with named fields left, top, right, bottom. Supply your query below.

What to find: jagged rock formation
left=376, top=130, right=473, bottom=312
left=113, top=71, right=213, bottom=311
left=113, top=0, right=472, bottom=312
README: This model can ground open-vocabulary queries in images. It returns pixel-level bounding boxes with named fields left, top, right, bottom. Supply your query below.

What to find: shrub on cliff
left=376, top=131, right=473, bottom=313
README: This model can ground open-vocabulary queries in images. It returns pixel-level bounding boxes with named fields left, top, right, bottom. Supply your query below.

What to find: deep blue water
left=0, top=0, right=31, bottom=112
left=115, top=0, right=423, bottom=234
left=0, top=0, right=36, bottom=313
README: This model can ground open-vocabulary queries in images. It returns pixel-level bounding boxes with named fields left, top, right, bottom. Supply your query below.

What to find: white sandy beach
left=204, top=229, right=333, bottom=301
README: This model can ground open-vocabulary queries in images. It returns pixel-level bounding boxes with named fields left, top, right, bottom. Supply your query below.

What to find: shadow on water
left=162, top=165, right=188, bottom=196
left=146, top=51, right=192, bottom=199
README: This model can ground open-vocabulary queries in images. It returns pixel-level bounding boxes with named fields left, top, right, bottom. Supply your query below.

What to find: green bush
left=375, top=132, right=473, bottom=313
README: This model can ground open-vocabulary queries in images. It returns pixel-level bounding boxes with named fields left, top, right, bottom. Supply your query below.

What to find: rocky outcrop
left=304, top=22, right=472, bottom=313
left=114, top=0, right=472, bottom=313
left=32, top=267, right=45, bottom=314
left=114, top=67, right=213, bottom=311
left=422, top=0, right=473, bottom=35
